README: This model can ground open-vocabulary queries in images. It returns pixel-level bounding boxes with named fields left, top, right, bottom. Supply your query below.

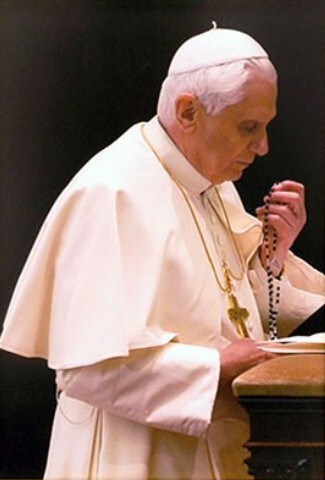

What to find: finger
left=255, top=209, right=290, bottom=235
left=272, top=180, right=305, bottom=200
left=256, top=204, right=298, bottom=225
left=265, top=204, right=299, bottom=228
left=263, top=192, right=306, bottom=221
left=265, top=213, right=304, bottom=242
left=254, top=348, right=279, bottom=362
left=268, top=217, right=294, bottom=234
left=249, top=348, right=278, bottom=368
left=262, top=204, right=306, bottom=228
left=264, top=191, right=302, bottom=206
left=257, top=207, right=303, bottom=243
left=255, top=206, right=264, bottom=218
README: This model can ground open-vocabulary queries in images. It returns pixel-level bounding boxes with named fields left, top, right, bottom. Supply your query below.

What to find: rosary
left=263, top=184, right=282, bottom=340
left=141, top=124, right=284, bottom=340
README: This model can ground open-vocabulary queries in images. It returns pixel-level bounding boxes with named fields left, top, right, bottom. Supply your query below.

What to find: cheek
left=213, top=137, right=245, bottom=162
left=223, top=134, right=250, bottom=159
left=205, top=131, right=232, bottom=157
left=201, top=127, right=248, bottom=164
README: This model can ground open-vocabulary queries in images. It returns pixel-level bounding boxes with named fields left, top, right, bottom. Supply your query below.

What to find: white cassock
left=1, top=117, right=324, bottom=480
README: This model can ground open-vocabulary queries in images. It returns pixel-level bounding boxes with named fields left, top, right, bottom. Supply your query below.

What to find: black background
left=0, top=0, right=324, bottom=477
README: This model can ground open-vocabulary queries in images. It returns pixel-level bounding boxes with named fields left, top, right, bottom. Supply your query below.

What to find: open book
left=257, top=333, right=325, bottom=354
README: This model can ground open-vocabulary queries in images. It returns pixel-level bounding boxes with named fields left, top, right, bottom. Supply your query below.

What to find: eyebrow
left=240, top=112, right=276, bottom=125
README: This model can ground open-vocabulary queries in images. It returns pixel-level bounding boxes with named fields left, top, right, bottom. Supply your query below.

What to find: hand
left=255, top=180, right=307, bottom=273
left=219, top=338, right=277, bottom=390
left=213, top=339, right=277, bottom=419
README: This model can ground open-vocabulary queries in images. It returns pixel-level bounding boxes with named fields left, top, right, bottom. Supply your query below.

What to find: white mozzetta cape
left=1, top=117, right=324, bottom=479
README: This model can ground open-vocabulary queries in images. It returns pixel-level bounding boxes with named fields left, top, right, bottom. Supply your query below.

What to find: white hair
left=157, top=58, right=277, bottom=125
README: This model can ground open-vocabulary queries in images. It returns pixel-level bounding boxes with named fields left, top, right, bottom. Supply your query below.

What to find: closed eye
left=239, top=121, right=259, bottom=134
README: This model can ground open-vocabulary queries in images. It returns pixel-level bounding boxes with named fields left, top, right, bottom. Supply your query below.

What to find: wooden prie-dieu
left=232, top=353, right=325, bottom=480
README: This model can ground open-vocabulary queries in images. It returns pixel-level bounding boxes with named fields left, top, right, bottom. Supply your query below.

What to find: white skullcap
left=168, top=23, right=269, bottom=76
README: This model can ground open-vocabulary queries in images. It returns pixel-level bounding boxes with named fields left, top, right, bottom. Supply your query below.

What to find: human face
left=188, top=74, right=277, bottom=184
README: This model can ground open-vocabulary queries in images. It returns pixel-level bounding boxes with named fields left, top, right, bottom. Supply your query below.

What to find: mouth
left=236, top=158, right=255, bottom=168
left=236, top=161, right=253, bottom=169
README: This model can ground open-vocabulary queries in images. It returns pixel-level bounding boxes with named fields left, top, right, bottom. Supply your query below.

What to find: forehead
left=218, top=76, right=277, bottom=125
left=232, top=76, right=277, bottom=122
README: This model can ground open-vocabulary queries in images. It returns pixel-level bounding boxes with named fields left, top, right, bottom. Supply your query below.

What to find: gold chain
left=207, top=188, right=246, bottom=281
left=140, top=125, right=245, bottom=292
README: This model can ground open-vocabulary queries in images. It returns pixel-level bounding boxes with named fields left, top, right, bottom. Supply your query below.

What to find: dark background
left=0, top=0, right=324, bottom=477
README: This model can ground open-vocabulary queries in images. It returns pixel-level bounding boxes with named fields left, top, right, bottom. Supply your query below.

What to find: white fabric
left=56, top=343, right=220, bottom=437
left=0, top=118, right=268, bottom=369
left=1, top=116, right=324, bottom=480
left=249, top=252, right=325, bottom=337
left=168, top=27, right=268, bottom=76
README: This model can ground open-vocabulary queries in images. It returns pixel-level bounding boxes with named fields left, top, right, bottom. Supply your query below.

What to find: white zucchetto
left=168, top=24, right=269, bottom=76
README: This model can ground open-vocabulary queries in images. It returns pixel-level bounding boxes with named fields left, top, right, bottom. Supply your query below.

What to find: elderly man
left=1, top=25, right=324, bottom=480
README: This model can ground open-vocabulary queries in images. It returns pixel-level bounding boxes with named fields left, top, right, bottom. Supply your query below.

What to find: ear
left=174, top=94, right=199, bottom=132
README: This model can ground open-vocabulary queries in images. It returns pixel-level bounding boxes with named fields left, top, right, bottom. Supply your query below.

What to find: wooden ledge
left=232, top=354, right=325, bottom=397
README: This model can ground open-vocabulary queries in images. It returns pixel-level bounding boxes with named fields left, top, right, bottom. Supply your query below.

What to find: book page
left=257, top=333, right=325, bottom=354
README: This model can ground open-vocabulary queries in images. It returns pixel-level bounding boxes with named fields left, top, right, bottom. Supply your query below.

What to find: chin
left=207, top=167, right=244, bottom=184
left=233, top=171, right=245, bottom=181
left=220, top=171, right=244, bottom=183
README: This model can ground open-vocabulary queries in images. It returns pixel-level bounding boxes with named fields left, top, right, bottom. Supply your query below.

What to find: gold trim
left=140, top=124, right=250, bottom=337
left=207, top=189, right=246, bottom=281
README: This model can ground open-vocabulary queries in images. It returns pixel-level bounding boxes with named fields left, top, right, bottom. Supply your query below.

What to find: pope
left=1, top=24, right=324, bottom=480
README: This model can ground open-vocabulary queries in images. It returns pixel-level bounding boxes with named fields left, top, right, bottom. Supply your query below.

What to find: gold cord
left=208, top=188, right=246, bottom=281
left=140, top=124, right=250, bottom=337
left=140, top=125, right=246, bottom=291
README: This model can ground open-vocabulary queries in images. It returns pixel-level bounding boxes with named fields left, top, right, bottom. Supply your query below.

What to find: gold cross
left=227, top=293, right=250, bottom=338
left=222, top=261, right=250, bottom=338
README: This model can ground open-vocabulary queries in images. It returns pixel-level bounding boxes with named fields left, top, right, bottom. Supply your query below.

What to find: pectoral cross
left=222, top=262, right=250, bottom=338
left=227, top=293, right=250, bottom=338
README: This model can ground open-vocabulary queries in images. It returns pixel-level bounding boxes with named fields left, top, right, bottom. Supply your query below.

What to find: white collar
left=143, top=116, right=211, bottom=195
left=142, top=116, right=260, bottom=235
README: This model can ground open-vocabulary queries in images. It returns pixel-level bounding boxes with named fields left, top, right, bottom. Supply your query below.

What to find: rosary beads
left=263, top=184, right=282, bottom=340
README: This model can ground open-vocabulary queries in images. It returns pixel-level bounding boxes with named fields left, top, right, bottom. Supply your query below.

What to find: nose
left=249, top=131, right=269, bottom=157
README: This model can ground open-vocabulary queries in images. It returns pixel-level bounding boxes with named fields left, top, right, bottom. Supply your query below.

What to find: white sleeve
left=249, top=251, right=325, bottom=337
left=56, top=342, right=220, bottom=437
